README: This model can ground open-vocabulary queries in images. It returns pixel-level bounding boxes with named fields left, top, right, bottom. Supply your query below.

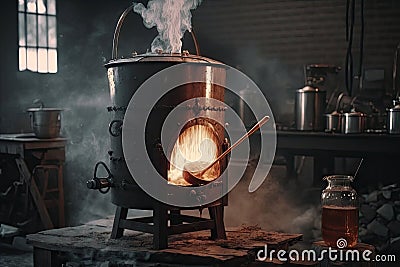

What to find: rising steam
left=133, top=0, right=202, bottom=53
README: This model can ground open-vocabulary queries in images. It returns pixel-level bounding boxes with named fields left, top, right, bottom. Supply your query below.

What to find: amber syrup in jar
left=321, top=175, right=358, bottom=248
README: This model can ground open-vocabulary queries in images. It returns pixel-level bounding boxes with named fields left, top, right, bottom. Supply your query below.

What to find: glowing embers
left=168, top=122, right=221, bottom=186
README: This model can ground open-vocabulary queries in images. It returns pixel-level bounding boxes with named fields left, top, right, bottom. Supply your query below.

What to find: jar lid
left=323, top=175, right=354, bottom=181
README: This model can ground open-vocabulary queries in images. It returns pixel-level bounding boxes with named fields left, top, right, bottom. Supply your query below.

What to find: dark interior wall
left=0, top=0, right=143, bottom=225
left=2, top=0, right=400, bottom=132
left=0, top=0, right=399, bottom=225
left=192, top=0, right=400, bottom=123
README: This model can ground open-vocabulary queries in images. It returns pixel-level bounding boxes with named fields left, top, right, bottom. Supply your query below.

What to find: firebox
left=87, top=5, right=229, bottom=249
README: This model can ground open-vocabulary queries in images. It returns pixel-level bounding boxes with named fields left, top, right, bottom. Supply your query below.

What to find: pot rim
left=325, top=112, right=342, bottom=117
left=296, top=86, right=325, bottom=93
left=342, top=112, right=366, bottom=117
left=27, top=108, right=63, bottom=112
left=105, top=53, right=225, bottom=68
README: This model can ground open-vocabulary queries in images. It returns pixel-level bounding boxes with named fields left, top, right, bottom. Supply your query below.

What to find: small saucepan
left=341, top=111, right=366, bottom=134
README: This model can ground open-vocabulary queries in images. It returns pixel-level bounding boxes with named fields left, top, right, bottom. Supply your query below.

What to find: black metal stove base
left=110, top=204, right=226, bottom=249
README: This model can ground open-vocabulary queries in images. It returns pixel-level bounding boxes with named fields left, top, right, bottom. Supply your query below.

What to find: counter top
left=276, top=130, right=400, bottom=156
left=0, top=133, right=67, bottom=142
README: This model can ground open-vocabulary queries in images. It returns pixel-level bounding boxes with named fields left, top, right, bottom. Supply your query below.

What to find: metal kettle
left=295, top=86, right=326, bottom=131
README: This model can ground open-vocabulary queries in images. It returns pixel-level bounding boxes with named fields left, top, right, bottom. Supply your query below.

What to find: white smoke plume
left=133, top=0, right=202, bottom=53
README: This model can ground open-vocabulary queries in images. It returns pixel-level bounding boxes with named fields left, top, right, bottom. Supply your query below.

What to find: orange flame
left=168, top=124, right=220, bottom=186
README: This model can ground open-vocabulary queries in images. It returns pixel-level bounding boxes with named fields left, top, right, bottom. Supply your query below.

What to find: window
left=18, top=0, right=57, bottom=73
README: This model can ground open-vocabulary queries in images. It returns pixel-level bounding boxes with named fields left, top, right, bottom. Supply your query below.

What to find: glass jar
left=321, top=175, right=358, bottom=248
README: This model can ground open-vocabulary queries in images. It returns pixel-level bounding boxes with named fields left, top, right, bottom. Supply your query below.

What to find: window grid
left=18, top=0, right=57, bottom=73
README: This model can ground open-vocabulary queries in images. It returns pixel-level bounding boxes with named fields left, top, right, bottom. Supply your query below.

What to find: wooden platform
left=27, top=218, right=302, bottom=267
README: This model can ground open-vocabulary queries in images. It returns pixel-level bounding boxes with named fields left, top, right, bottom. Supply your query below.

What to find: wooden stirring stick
left=194, top=115, right=270, bottom=178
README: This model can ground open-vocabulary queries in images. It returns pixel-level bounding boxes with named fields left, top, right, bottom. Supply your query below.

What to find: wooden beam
left=15, top=158, right=54, bottom=229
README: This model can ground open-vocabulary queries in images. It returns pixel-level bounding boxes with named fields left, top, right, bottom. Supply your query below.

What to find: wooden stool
left=32, top=164, right=65, bottom=228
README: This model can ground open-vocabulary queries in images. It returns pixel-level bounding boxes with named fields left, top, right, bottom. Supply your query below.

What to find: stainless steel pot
left=387, top=104, right=400, bottom=134
left=341, top=111, right=366, bottom=134
left=325, top=111, right=342, bottom=132
left=27, top=108, right=62, bottom=138
left=295, top=86, right=326, bottom=131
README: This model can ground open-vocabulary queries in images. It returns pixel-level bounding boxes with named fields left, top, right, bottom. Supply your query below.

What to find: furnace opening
left=168, top=118, right=223, bottom=186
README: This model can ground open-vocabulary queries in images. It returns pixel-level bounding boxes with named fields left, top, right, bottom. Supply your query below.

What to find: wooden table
left=276, top=130, right=400, bottom=185
left=27, top=219, right=302, bottom=267
left=0, top=133, right=67, bottom=229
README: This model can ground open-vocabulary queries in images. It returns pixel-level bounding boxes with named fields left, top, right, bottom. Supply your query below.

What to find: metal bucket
left=27, top=108, right=62, bottom=139
left=295, top=86, right=326, bottom=131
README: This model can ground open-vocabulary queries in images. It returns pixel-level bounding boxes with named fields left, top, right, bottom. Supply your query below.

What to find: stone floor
left=0, top=243, right=33, bottom=267
left=0, top=224, right=33, bottom=267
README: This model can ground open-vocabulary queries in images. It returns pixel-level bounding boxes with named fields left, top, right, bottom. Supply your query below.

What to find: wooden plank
left=57, top=165, right=65, bottom=227
left=209, top=206, right=226, bottom=239
left=0, top=133, right=66, bottom=142
left=171, top=214, right=210, bottom=223
left=15, top=158, right=54, bottom=229
left=153, top=205, right=168, bottom=249
left=168, top=220, right=216, bottom=235
left=32, top=149, right=65, bottom=161
left=119, top=218, right=154, bottom=234
left=33, top=247, right=56, bottom=267
left=27, top=221, right=302, bottom=266
left=110, top=206, right=128, bottom=238
left=24, top=141, right=66, bottom=150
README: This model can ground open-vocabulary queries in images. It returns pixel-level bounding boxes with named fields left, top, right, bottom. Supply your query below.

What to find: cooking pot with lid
left=341, top=111, right=366, bottom=134
left=325, top=111, right=342, bottom=132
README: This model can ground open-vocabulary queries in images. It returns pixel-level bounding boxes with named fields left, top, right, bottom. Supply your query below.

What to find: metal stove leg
left=153, top=205, right=168, bottom=249
left=111, top=206, right=128, bottom=239
left=208, top=205, right=226, bottom=239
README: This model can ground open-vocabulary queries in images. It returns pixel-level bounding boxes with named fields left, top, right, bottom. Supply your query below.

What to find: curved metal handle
left=112, top=5, right=200, bottom=59
left=108, top=120, right=123, bottom=137
left=87, top=161, right=114, bottom=194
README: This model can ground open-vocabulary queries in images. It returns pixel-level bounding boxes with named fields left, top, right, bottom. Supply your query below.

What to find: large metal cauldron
left=105, top=53, right=227, bottom=208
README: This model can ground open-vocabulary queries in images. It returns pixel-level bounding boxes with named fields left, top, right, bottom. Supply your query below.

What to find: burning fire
left=168, top=124, right=220, bottom=186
